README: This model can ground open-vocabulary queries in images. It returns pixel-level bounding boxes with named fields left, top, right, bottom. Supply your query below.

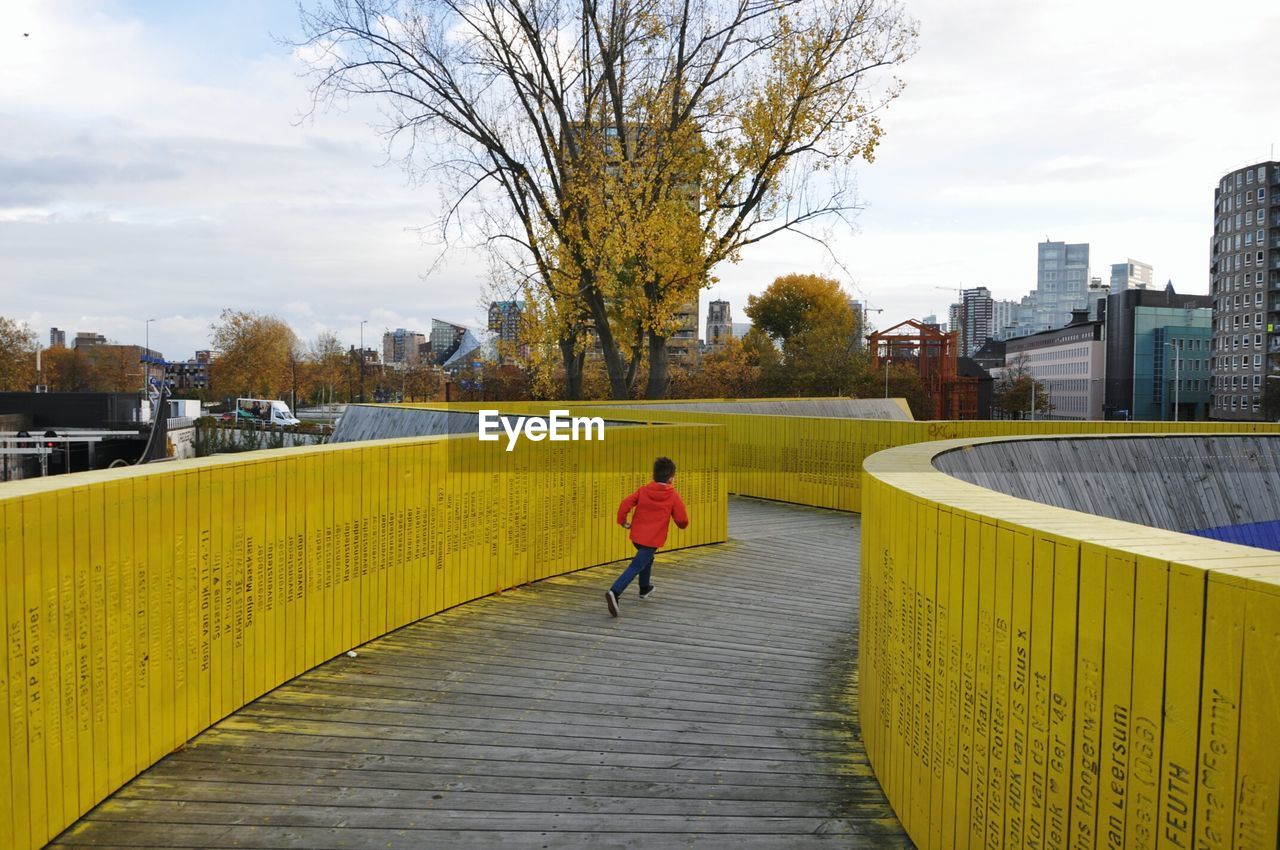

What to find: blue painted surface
left=1190, top=519, right=1280, bottom=552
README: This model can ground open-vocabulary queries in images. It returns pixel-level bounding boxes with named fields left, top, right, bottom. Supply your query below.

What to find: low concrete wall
left=329, top=406, right=481, bottom=443
left=611, top=398, right=914, bottom=420
left=933, top=434, right=1280, bottom=534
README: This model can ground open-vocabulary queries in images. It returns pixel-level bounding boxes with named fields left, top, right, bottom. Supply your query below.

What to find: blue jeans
left=611, top=544, right=656, bottom=597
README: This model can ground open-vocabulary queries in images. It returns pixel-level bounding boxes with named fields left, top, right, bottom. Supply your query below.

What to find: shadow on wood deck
left=54, top=498, right=910, bottom=849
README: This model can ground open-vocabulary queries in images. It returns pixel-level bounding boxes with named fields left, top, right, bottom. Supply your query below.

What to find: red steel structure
left=868, top=319, right=978, bottom=419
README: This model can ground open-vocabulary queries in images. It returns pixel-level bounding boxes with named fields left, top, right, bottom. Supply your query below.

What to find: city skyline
left=4, top=0, right=1278, bottom=358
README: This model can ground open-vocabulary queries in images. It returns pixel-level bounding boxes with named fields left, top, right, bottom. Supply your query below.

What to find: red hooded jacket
left=617, top=481, right=689, bottom=548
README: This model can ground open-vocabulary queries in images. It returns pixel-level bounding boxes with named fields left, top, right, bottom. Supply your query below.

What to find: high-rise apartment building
left=667, top=300, right=700, bottom=364
left=949, top=287, right=995, bottom=356
left=1210, top=160, right=1279, bottom=420
left=1033, top=240, right=1091, bottom=330
left=1109, top=259, right=1153, bottom=295
left=487, top=301, right=524, bottom=344
left=488, top=300, right=526, bottom=364
left=382, top=328, right=427, bottom=367
left=49, top=327, right=66, bottom=348
left=992, top=299, right=1017, bottom=340
left=962, top=287, right=995, bottom=356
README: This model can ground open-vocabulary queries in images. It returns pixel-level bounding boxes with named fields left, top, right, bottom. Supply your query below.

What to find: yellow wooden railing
left=861, top=435, right=1280, bottom=850
left=0, top=424, right=727, bottom=849
left=400, top=402, right=1280, bottom=511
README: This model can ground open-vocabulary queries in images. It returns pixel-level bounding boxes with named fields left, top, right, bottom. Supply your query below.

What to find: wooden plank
left=53, top=498, right=909, bottom=849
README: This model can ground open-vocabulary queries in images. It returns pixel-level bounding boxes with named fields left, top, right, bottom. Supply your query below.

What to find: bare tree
left=298, top=0, right=915, bottom=398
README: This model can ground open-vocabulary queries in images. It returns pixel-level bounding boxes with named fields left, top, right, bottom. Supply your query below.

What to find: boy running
left=606, top=456, right=689, bottom=617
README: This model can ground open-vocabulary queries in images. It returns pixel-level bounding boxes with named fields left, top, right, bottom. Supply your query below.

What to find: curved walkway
left=54, top=498, right=908, bottom=849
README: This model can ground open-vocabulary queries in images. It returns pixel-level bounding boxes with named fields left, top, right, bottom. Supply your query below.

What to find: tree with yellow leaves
left=300, top=0, right=915, bottom=398
left=0, top=316, right=38, bottom=391
left=208, top=309, right=300, bottom=402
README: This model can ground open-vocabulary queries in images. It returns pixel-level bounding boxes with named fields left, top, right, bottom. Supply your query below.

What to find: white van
left=236, top=398, right=301, bottom=427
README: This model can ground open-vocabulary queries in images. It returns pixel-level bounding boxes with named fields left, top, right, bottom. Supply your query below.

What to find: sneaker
left=638, top=587, right=655, bottom=600
left=605, top=590, right=619, bottom=617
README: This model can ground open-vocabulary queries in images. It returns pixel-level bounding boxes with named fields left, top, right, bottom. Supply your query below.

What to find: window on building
left=1260, top=187, right=1267, bottom=200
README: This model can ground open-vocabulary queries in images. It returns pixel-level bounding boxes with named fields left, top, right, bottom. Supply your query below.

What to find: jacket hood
left=642, top=481, right=675, bottom=500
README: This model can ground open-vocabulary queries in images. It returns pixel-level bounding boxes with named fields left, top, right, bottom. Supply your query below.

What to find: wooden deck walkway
left=54, top=498, right=910, bottom=849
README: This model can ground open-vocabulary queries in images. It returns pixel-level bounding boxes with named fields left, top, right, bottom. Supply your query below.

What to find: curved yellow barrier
left=403, top=402, right=1280, bottom=512
left=861, top=435, right=1280, bottom=850
left=0, top=425, right=727, bottom=849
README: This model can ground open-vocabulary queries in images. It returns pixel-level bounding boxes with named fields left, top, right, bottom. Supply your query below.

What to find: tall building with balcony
left=49, top=327, right=66, bottom=348
left=382, top=328, right=427, bottom=368
left=706, top=300, right=733, bottom=352
left=488, top=300, right=526, bottom=364
left=667, top=300, right=701, bottom=365
left=949, top=287, right=995, bottom=356
left=1033, top=240, right=1091, bottom=329
left=1210, top=160, right=1279, bottom=420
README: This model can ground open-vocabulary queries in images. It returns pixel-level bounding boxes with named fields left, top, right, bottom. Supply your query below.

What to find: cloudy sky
left=3, top=0, right=1278, bottom=359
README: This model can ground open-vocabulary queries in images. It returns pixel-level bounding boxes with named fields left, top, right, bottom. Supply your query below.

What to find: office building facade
left=1005, top=309, right=1105, bottom=420
left=1210, top=160, right=1279, bottom=419
left=1103, top=286, right=1213, bottom=420
left=1109, top=259, right=1154, bottom=295
left=49, top=327, right=66, bottom=349
left=73, top=332, right=107, bottom=349
left=1033, top=240, right=1091, bottom=330
left=429, top=319, right=467, bottom=364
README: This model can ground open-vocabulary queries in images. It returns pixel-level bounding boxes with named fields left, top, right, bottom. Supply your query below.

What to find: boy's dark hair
left=653, top=456, right=676, bottom=483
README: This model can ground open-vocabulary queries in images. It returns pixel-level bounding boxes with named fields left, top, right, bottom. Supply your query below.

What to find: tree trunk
left=582, top=289, right=631, bottom=400
left=558, top=338, right=584, bottom=400
left=645, top=330, right=669, bottom=399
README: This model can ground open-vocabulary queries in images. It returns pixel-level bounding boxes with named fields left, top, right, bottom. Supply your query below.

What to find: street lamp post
left=1165, top=341, right=1181, bottom=422
left=359, top=320, right=368, bottom=403
left=144, top=317, right=156, bottom=399
left=883, top=358, right=890, bottom=399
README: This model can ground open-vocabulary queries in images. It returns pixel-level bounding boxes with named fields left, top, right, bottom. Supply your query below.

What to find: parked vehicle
left=235, top=398, right=301, bottom=427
